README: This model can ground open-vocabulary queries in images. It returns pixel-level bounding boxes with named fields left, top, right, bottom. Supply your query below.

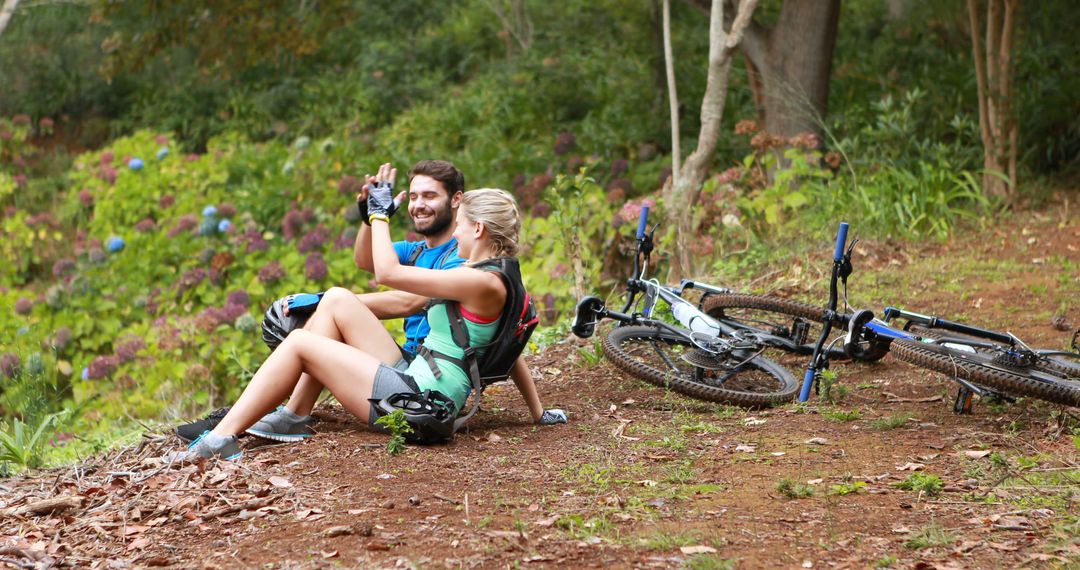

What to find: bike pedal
left=791, top=318, right=810, bottom=345
left=953, top=388, right=975, bottom=415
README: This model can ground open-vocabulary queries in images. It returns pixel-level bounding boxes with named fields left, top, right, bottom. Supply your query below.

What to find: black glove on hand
left=367, top=180, right=396, bottom=221
left=356, top=194, right=370, bottom=225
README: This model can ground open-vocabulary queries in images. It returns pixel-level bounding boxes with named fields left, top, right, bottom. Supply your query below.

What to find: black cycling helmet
left=261, top=295, right=312, bottom=351
left=371, top=390, right=458, bottom=444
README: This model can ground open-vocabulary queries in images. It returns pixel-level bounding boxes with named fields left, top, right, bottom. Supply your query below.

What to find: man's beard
left=413, top=205, right=454, bottom=237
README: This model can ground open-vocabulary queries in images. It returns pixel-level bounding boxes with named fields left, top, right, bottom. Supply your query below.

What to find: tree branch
left=663, top=0, right=681, bottom=186
left=0, top=0, right=20, bottom=39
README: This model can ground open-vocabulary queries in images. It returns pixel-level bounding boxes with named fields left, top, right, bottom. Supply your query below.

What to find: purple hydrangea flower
left=98, top=166, right=117, bottom=185
left=89, top=249, right=107, bottom=264
left=244, top=229, right=269, bottom=253
left=155, top=134, right=169, bottom=145
left=52, top=327, right=72, bottom=351
left=258, top=261, right=286, bottom=284
left=115, top=338, right=146, bottom=364
left=221, top=303, right=246, bottom=322
left=135, top=218, right=156, bottom=233
left=78, top=190, right=94, bottom=207
left=611, top=159, right=629, bottom=177
left=304, top=253, right=328, bottom=281
left=338, top=175, right=364, bottom=197
left=159, top=195, right=176, bottom=209
left=86, top=355, right=119, bottom=380
left=168, top=214, right=198, bottom=237
left=227, top=290, right=251, bottom=308
left=14, top=298, right=33, bottom=316
left=281, top=209, right=304, bottom=240
left=100, top=151, right=114, bottom=165
left=298, top=224, right=330, bottom=253
left=343, top=204, right=363, bottom=224
left=554, top=131, right=576, bottom=155
left=335, top=227, right=358, bottom=250
left=52, top=258, right=76, bottom=279
left=0, top=353, right=19, bottom=378
left=217, top=203, right=236, bottom=218
left=176, top=267, right=207, bottom=294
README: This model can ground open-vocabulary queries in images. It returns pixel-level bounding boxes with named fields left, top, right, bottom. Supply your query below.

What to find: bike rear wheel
left=907, top=325, right=1080, bottom=380
left=702, top=293, right=889, bottom=362
left=603, top=325, right=799, bottom=407
left=890, top=338, right=1080, bottom=407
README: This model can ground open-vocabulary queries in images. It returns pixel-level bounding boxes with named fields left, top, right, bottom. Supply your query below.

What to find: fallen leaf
left=527, top=503, right=539, bottom=512
left=988, top=541, right=1019, bottom=551
left=963, top=450, right=992, bottom=460
left=734, top=444, right=757, bottom=453
left=805, top=438, right=828, bottom=446
left=621, top=399, right=636, bottom=406
left=267, top=476, right=292, bottom=488
left=806, top=479, right=824, bottom=485
left=320, top=551, right=338, bottom=559
left=534, top=517, right=557, bottom=527
left=122, top=525, right=149, bottom=536
left=891, top=525, right=910, bottom=534
left=680, top=546, right=717, bottom=555
left=321, top=526, right=354, bottom=538
left=897, top=462, right=925, bottom=471
left=771, top=452, right=786, bottom=457
left=126, top=538, right=150, bottom=551
left=486, top=433, right=502, bottom=442
left=637, top=480, right=658, bottom=487
left=743, top=417, right=767, bottom=426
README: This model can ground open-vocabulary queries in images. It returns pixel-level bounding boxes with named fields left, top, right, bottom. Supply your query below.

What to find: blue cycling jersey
left=393, top=238, right=465, bottom=355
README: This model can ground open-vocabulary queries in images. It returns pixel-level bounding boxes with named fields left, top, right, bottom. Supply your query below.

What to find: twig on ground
left=197, top=495, right=279, bottom=521
left=0, top=495, right=83, bottom=517
left=433, top=494, right=461, bottom=505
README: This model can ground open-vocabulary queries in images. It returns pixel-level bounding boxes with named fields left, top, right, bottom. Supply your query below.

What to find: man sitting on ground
left=176, top=160, right=467, bottom=441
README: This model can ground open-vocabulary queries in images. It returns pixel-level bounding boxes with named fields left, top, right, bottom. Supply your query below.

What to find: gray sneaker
left=186, top=431, right=242, bottom=461
left=245, top=406, right=315, bottom=442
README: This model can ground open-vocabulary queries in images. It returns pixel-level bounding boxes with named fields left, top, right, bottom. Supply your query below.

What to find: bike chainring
left=791, top=318, right=810, bottom=345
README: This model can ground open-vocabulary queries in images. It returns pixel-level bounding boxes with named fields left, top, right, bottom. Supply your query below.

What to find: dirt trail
left=2, top=208, right=1078, bottom=569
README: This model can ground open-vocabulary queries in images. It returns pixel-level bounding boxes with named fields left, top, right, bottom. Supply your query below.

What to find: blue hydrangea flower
left=202, top=205, right=218, bottom=218
left=156, top=147, right=169, bottom=160
left=82, top=367, right=89, bottom=380
left=128, top=158, right=144, bottom=171
left=217, top=219, right=232, bottom=233
left=106, top=236, right=125, bottom=252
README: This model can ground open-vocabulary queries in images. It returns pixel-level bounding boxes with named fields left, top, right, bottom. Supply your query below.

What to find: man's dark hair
left=408, top=160, right=465, bottom=197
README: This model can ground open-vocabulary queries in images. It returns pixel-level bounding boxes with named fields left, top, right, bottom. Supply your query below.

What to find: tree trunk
left=967, top=0, right=1020, bottom=200
left=0, top=0, right=19, bottom=39
left=662, top=0, right=682, bottom=186
left=662, top=0, right=760, bottom=278
left=739, top=0, right=840, bottom=139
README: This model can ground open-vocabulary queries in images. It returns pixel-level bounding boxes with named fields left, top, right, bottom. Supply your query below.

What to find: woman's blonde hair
left=461, top=188, right=521, bottom=257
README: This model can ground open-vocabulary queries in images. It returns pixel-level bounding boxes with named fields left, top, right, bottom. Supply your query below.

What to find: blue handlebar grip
left=637, top=206, right=650, bottom=239
left=833, top=222, right=849, bottom=262
left=799, top=368, right=816, bottom=402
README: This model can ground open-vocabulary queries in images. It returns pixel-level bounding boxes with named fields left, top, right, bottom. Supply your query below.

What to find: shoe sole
left=244, top=428, right=313, bottom=442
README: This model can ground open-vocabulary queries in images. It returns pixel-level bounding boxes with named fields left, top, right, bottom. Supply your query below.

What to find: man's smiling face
left=408, top=174, right=456, bottom=236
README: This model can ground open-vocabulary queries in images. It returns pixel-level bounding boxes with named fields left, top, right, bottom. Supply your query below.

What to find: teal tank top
left=406, top=302, right=500, bottom=409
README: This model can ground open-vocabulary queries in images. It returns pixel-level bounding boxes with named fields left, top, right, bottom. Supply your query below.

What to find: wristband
left=369, top=213, right=390, bottom=224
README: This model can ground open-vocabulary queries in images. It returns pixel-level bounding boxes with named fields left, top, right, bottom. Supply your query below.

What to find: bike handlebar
left=637, top=206, right=650, bottom=239
left=833, top=222, right=849, bottom=262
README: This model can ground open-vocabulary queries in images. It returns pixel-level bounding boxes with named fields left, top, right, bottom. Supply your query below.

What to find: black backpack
left=417, top=257, right=539, bottom=432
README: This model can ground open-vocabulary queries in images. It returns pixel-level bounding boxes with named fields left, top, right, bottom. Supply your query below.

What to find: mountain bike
left=571, top=207, right=799, bottom=407
left=703, top=223, right=1080, bottom=410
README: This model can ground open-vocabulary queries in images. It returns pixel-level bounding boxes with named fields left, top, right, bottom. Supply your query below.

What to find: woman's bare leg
left=279, top=287, right=402, bottom=415
left=214, top=329, right=387, bottom=436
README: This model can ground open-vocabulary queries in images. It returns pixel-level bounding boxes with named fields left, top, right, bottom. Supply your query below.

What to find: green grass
left=829, top=481, right=867, bottom=496
left=683, top=555, right=737, bottom=570
left=905, top=523, right=956, bottom=550
left=869, top=412, right=912, bottom=430
left=776, top=477, right=814, bottom=499
left=822, top=408, right=862, bottom=422
left=894, top=472, right=944, bottom=496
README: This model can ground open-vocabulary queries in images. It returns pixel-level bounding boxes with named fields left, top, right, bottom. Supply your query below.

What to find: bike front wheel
left=602, top=325, right=799, bottom=407
left=891, top=338, right=1080, bottom=407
